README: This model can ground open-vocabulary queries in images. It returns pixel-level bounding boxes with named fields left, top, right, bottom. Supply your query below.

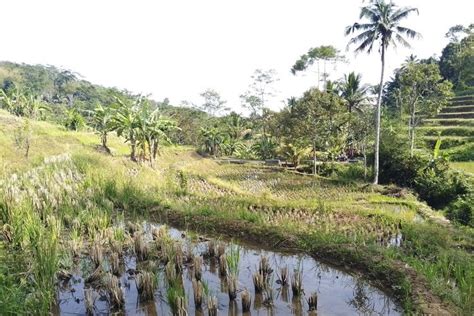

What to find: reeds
left=241, top=288, right=251, bottom=313
left=136, top=271, right=155, bottom=301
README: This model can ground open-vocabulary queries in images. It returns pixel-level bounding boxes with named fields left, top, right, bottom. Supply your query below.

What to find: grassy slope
left=0, top=110, right=473, bottom=314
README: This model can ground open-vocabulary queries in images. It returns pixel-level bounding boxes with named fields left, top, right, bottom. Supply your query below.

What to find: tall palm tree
left=345, top=0, right=420, bottom=184
left=339, top=72, right=367, bottom=113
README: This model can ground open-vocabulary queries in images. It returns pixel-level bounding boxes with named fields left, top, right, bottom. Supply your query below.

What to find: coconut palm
left=345, top=0, right=420, bottom=184
left=339, top=72, right=367, bottom=113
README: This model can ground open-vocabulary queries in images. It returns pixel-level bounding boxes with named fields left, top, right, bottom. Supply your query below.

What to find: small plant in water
left=167, top=282, right=187, bottom=316
left=291, top=270, right=303, bottom=297
left=253, top=271, right=265, bottom=293
left=277, top=266, right=288, bottom=286
left=207, top=240, right=216, bottom=257
left=226, top=244, right=240, bottom=276
left=217, top=242, right=226, bottom=258
left=219, top=254, right=228, bottom=277
left=192, top=278, right=203, bottom=308
left=136, top=271, right=155, bottom=301
left=194, top=255, right=203, bottom=281
left=207, top=295, right=218, bottom=316
left=258, top=255, right=273, bottom=280
left=307, top=292, right=318, bottom=311
left=241, top=288, right=251, bottom=313
left=90, top=242, right=103, bottom=268
left=134, top=232, right=148, bottom=261
left=227, top=274, right=238, bottom=301
left=104, top=273, right=124, bottom=308
left=84, top=288, right=95, bottom=315
left=110, top=252, right=120, bottom=276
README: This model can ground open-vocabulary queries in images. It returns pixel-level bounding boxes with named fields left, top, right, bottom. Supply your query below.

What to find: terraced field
left=421, top=94, right=474, bottom=170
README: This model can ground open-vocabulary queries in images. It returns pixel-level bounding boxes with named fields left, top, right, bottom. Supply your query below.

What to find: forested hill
left=0, top=61, right=210, bottom=145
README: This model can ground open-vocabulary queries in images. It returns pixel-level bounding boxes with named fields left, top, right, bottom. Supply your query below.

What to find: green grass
left=0, top=110, right=472, bottom=314
left=450, top=162, right=474, bottom=174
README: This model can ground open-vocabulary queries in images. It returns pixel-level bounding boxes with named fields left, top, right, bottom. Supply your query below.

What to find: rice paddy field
left=0, top=109, right=473, bottom=315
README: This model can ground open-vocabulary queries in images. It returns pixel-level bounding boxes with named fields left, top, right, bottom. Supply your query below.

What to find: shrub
left=414, top=160, right=471, bottom=209
left=445, top=194, right=474, bottom=227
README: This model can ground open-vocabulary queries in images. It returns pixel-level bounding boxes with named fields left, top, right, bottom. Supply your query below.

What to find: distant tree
left=199, top=89, right=228, bottom=116
left=439, top=24, right=474, bottom=90
left=345, top=0, right=420, bottom=184
left=240, top=69, right=278, bottom=117
left=281, top=89, right=348, bottom=174
left=291, top=45, right=344, bottom=90
left=398, top=62, right=453, bottom=155
left=338, top=72, right=368, bottom=113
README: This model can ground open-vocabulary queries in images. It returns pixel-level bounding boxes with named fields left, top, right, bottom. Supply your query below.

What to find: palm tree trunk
left=373, top=45, right=385, bottom=185
left=313, top=138, right=317, bottom=176
left=410, top=101, right=416, bottom=156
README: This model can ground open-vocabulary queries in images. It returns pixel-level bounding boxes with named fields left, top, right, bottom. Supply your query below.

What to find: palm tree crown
left=345, top=1, right=420, bottom=54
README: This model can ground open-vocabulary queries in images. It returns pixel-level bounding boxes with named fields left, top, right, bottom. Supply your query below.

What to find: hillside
left=0, top=110, right=472, bottom=314
left=421, top=94, right=474, bottom=174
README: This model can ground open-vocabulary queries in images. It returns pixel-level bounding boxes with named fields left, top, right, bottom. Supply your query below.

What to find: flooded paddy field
left=56, top=222, right=402, bottom=315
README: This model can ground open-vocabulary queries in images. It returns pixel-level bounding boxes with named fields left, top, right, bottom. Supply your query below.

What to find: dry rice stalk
left=207, top=296, right=218, bottom=316
left=217, top=242, right=226, bottom=258
left=207, top=240, right=216, bottom=257
left=85, top=266, right=102, bottom=284
left=110, top=252, right=120, bottom=276
left=291, top=271, right=303, bottom=297
left=219, top=254, right=227, bottom=277
left=90, top=242, right=103, bottom=268
left=136, top=271, right=155, bottom=301
left=258, top=256, right=273, bottom=280
left=253, top=272, right=265, bottom=293
left=277, top=266, right=289, bottom=286
left=104, top=273, right=124, bottom=308
left=194, top=255, right=203, bottom=281
left=227, top=275, right=237, bottom=301
left=134, top=232, right=148, bottom=261
left=192, top=279, right=203, bottom=308
left=241, top=289, right=251, bottom=313
left=84, top=288, right=94, bottom=315
left=307, top=292, right=318, bottom=311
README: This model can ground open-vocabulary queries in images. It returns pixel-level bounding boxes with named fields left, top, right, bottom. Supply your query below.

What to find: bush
left=445, top=194, right=474, bottom=227
left=414, top=160, right=471, bottom=209
left=378, top=124, right=473, bottom=213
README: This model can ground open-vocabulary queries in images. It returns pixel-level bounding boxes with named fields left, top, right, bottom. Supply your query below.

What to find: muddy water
left=57, top=223, right=403, bottom=315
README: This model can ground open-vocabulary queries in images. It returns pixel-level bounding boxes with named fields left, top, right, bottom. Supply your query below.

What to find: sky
left=1, top=0, right=472, bottom=112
